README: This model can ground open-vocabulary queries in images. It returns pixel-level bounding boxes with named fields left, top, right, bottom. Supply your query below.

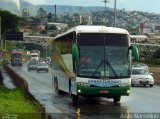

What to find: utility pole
left=102, top=0, right=110, bottom=26
left=114, top=0, right=117, bottom=27
left=79, top=7, right=83, bottom=24
left=46, top=45, right=47, bottom=57
left=0, top=16, right=3, bottom=52
left=0, top=16, right=3, bottom=85
left=55, top=4, right=57, bottom=22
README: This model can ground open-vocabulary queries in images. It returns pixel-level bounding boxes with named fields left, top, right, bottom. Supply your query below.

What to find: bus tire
left=54, top=78, right=61, bottom=95
left=72, top=94, right=78, bottom=103
left=113, top=96, right=121, bottom=103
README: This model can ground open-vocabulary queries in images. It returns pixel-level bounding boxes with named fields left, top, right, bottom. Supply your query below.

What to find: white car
left=131, top=67, right=154, bottom=87
left=37, top=62, right=49, bottom=73
left=132, top=63, right=149, bottom=70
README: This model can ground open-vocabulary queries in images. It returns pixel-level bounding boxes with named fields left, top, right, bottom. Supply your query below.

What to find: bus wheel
left=113, top=96, right=121, bottom=103
left=54, top=79, right=60, bottom=95
left=72, top=94, right=78, bottom=103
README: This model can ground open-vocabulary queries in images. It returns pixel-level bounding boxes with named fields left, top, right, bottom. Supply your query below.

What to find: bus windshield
left=77, top=33, right=130, bottom=79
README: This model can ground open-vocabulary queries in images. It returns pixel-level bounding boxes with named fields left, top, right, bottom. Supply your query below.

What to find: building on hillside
left=37, top=8, right=47, bottom=18
left=139, top=22, right=152, bottom=34
left=154, top=26, right=160, bottom=33
left=47, top=23, right=68, bottom=31
left=22, top=8, right=30, bottom=18
left=130, top=35, right=148, bottom=43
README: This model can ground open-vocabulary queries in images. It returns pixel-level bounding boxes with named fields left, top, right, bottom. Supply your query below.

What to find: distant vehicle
left=46, top=57, right=51, bottom=62
left=37, top=62, right=49, bottom=73
left=131, top=66, right=154, bottom=87
left=43, top=57, right=51, bottom=66
left=27, top=59, right=39, bottom=71
left=11, top=49, right=23, bottom=66
left=39, top=58, right=43, bottom=62
left=3, top=59, right=11, bottom=64
left=30, top=50, right=40, bottom=61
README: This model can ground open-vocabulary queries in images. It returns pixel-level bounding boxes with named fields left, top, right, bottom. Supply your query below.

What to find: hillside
left=0, top=0, right=109, bottom=16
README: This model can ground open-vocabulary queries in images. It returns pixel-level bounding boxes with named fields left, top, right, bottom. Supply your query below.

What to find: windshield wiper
left=92, top=60, right=118, bottom=77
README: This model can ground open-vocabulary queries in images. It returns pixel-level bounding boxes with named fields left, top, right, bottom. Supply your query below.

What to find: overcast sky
left=23, top=0, right=160, bottom=14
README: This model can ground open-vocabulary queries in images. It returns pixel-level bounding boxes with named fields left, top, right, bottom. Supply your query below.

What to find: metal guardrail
left=3, top=63, right=46, bottom=119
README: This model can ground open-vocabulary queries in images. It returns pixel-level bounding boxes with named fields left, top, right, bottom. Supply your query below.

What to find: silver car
left=37, top=62, right=49, bottom=73
left=27, top=60, right=38, bottom=71
left=131, top=67, right=154, bottom=87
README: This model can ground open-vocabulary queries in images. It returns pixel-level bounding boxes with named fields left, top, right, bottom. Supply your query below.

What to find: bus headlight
left=120, top=83, right=130, bottom=87
left=78, top=90, right=81, bottom=93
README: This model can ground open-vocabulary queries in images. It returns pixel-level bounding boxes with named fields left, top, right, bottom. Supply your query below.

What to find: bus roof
left=53, top=25, right=129, bottom=40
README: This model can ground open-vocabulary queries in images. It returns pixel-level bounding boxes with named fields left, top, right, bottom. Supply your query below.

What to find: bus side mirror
left=72, top=44, right=79, bottom=61
left=129, top=45, right=139, bottom=61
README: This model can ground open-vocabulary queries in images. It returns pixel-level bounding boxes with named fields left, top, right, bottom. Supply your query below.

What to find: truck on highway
left=30, top=50, right=40, bottom=61
left=11, top=49, right=23, bottom=66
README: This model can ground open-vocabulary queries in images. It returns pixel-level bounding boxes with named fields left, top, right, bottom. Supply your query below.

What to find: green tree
left=47, top=12, right=52, bottom=22
left=6, top=42, right=16, bottom=51
left=153, top=49, right=160, bottom=59
left=142, top=49, right=154, bottom=64
left=46, top=25, right=57, bottom=31
left=0, top=9, right=22, bottom=34
left=31, top=17, right=41, bottom=26
left=40, top=30, right=47, bottom=35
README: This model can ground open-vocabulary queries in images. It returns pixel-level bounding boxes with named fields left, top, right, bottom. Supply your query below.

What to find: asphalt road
left=10, top=64, right=160, bottom=119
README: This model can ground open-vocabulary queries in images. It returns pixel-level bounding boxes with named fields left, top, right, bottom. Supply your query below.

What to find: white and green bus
left=51, top=25, right=139, bottom=103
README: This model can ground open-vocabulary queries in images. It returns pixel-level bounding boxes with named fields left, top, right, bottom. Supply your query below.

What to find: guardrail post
left=41, top=106, right=46, bottom=119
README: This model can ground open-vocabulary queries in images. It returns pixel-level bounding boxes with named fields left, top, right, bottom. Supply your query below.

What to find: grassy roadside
left=0, top=86, right=41, bottom=119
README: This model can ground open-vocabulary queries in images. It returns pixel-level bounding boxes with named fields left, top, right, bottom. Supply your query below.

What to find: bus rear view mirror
left=130, top=45, right=139, bottom=61
left=72, top=44, right=79, bottom=61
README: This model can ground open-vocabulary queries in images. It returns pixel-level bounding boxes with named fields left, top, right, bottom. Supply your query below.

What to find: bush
left=0, top=86, right=41, bottom=119
left=154, top=59, right=160, bottom=65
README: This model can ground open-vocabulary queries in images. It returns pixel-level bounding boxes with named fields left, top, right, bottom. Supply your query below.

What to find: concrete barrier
left=3, top=63, right=28, bottom=92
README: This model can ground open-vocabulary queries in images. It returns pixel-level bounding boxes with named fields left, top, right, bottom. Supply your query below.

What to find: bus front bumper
left=77, top=86, right=130, bottom=97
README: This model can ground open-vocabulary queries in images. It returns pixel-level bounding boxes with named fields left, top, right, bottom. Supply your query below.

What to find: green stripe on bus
left=77, top=86, right=130, bottom=97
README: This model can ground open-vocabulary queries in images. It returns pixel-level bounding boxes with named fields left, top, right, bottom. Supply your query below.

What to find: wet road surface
left=9, top=64, right=160, bottom=119
left=2, top=69, right=16, bottom=89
